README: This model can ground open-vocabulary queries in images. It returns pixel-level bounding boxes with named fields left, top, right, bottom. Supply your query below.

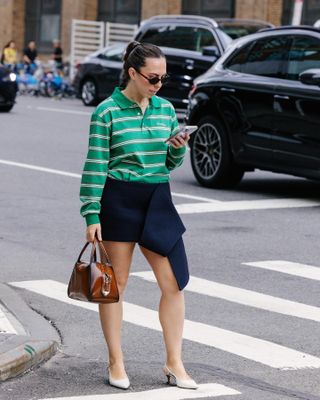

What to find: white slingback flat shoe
left=107, top=366, right=130, bottom=390
left=163, top=364, right=198, bottom=389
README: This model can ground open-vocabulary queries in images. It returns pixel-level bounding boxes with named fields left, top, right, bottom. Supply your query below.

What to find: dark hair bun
left=120, top=41, right=164, bottom=89
left=123, top=41, right=141, bottom=62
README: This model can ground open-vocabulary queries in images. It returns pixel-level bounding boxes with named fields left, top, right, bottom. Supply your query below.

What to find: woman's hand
left=168, top=133, right=190, bottom=148
left=86, top=223, right=102, bottom=242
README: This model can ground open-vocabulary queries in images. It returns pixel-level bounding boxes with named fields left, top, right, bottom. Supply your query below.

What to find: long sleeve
left=166, top=107, right=186, bottom=171
left=79, top=110, right=111, bottom=226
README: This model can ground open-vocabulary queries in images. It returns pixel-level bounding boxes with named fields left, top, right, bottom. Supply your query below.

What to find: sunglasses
left=137, top=70, right=170, bottom=85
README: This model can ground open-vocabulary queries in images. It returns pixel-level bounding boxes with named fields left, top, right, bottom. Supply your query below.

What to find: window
left=98, top=0, right=140, bottom=24
left=224, top=43, right=252, bottom=72
left=182, top=0, right=235, bottom=18
left=282, top=0, right=320, bottom=26
left=301, top=0, right=320, bottom=26
left=227, top=36, right=289, bottom=78
left=140, top=26, right=218, bottom=52
left=25, top=0, right=61, bottom=53
left=286, top=36, right=320, bottom=80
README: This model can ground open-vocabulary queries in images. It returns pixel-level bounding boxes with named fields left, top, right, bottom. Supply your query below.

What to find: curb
left=0, top=339, right=58, bottom=381
left=0, top=282, right=60, bottom=382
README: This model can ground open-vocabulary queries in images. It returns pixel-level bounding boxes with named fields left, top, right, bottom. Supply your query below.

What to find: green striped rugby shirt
left=80, top=87, right=186, bottom=226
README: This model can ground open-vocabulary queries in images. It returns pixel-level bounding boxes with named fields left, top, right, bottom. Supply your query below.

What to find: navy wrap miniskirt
left=99, top=178, right=189, bottom=290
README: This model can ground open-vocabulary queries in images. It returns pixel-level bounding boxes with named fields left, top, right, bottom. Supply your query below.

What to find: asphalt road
left=1, top=96, right=320, bottom=400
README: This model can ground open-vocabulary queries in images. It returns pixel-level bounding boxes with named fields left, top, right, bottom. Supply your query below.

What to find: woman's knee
left=158, top=271, right=181, bottom=296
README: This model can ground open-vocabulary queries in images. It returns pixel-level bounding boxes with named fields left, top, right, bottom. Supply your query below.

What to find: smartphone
left=165, top=125, right=198, bottom=143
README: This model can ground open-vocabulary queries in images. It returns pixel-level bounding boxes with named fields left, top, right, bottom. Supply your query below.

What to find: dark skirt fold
left=100, top=178, right=189, bottom=290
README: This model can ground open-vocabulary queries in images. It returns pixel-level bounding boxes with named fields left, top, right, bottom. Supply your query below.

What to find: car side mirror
left=202, top=46, right=220, bottom=59
left=299, top=69, right=320, bottom=86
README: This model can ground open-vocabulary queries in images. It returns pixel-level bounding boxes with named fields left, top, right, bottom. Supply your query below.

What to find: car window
left=226, top=36, right=289, bottom=78
left=98, top=46, right=124, bottom=62
left=286, top=36, right=320, bottom=80
left=219, top=23, right=270, bottom=39
left=224, top=43, right=252, bottom=72
left=139, top=25, right=218, bottom=52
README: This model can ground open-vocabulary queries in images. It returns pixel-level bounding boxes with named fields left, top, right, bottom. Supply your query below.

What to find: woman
left=1, top=40, right=17, bottom=69
left=79, top=41, right=198, bottom=390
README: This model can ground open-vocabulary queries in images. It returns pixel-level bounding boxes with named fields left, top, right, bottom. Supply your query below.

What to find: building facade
left=1, top=0, right=319, bottom=61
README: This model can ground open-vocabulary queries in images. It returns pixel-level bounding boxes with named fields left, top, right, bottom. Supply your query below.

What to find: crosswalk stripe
left=175, top=198, right=319, bottom=214
left=243, top=261, right=320, bottom=281
left=37, top=383, right=241, bottom=400
left=131, top=271, right=320, bottom=323
left=9, top=280, right=320, bottom=370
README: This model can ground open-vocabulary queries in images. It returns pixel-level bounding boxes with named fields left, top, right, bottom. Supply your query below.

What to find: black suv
left=135, top=15, right=232, bottom=109
left=74, top=15, right=232, bottom=109
left=186, top=26, right=320, bottom=187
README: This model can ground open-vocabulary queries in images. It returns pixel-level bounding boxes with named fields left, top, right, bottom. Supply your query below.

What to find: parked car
left=73, top=15, right=233, bottom=108
left=215, top=18, right=274, bottom=39
left=186, top=26, right=320, bottom=187
left=73, top=43, right=125, bottom=106
left=0, top=65, right=17, bottom=112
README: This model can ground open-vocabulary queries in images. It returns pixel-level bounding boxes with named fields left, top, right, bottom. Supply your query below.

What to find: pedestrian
left=1, top=40, right=17, bottom=70
left=52, top=39, right=63, bottom=71
left=79, top=41, right=198, bottom=390
left=23, top=40, right=38, bottom=73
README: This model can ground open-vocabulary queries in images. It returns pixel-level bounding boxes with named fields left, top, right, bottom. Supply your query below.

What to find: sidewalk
left=0, top=282, right=59, bottom=382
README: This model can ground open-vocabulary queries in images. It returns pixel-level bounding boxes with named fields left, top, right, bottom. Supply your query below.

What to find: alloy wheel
left=82, top=80, right=96, bottom=105
left=192, top=123, right=222, bottom=179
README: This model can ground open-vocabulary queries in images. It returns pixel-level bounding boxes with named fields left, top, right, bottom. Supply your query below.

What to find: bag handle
left=76, top=238, right=111, bottom=265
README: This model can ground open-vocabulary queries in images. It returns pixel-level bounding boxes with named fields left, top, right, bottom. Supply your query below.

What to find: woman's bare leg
left=139, top=245, right=191, bottom=380
left=99, top=241, right=135, bottom=379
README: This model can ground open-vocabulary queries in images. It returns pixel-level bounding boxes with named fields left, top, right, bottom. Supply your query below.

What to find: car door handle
left=274, top=94, right=290, bottom=100
left=220, top=87, right=235, bottom=93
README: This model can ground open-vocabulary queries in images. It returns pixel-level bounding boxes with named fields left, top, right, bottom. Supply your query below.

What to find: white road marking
left=0, top=159, right=212, bottom=202
left=38, top=383, right=240, bottom=400
left=170, top=192, right=222, bottom=203
left=175, top=198, right=319, bottom=214
left=1, top=158, right=319, bottom=211
left=0, top=304, right=17, bottom=334
left=243, top=261, right=320, bottom=282
left=37, top=106, right=91, bottom=116
left=131, top=271, right=320, bottom=323
left=0, top=159, right=81, bottom=178
left=9, top=280, right=320, bottom=370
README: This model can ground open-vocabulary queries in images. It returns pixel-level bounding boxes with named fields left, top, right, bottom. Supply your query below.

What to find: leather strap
left=77, top=238, right=111, bottom=264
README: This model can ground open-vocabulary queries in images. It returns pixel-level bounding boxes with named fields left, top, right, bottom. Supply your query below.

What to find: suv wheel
left=190, top=116, right=244, bottom=188
left=81, top=79, right=98, bottom=106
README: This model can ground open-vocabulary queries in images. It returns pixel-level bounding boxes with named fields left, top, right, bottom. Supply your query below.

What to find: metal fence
left=70, top=19, right=137, bottom=79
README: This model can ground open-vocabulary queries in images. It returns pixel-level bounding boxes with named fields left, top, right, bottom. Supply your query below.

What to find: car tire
left=0, top=105, right=14, bottom=112
left=190, top=116, right=244, bottom=188
left=81, top=79, right=99, bottom=106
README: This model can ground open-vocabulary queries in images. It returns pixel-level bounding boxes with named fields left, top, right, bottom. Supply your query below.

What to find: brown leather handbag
left=67, top=239, right=119, bottom=303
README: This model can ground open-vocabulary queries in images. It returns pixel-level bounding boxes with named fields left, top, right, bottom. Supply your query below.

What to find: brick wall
left=12, top=0, right=25, bottom=56
left=141, top=0, right=181, bottom=21
left=61, top=0, right=98, bottom=59
left=0, top=0, right=14, bottom=54
left=0, top=0, right=25, bottom=60
left=236, top=0, right=283, bottom=26
left=266, top=0, right=283, bottom=26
